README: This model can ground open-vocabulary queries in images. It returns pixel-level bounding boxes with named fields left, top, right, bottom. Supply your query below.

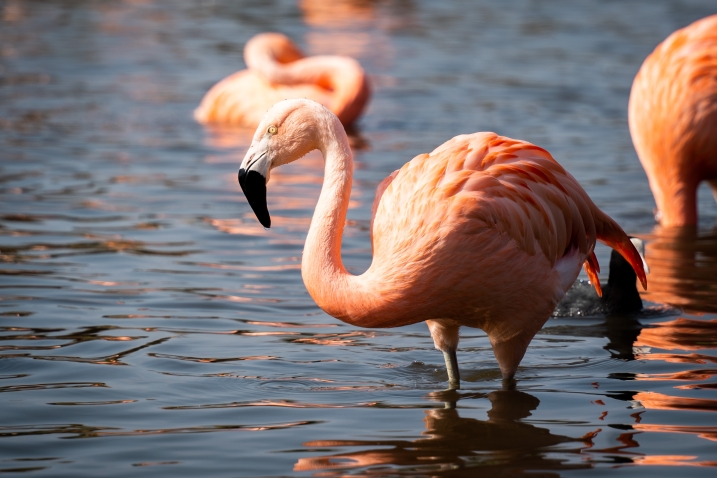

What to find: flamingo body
left=629, top=15, right=717, bottom=227
left=238, top=100, right=646, bottom=386
left=195, top=33, right=370, bottom=127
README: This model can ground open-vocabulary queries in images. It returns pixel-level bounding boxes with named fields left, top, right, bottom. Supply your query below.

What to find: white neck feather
left=299, top=107, right=357, bottom=320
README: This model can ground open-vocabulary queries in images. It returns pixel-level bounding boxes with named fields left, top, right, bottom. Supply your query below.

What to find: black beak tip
left=238, top=168, right=271, bottom=229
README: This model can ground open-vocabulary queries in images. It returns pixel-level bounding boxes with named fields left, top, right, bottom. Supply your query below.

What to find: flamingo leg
left=709, top=179, right=717, bottom=205
left=443, top=349, right=461, bottom=390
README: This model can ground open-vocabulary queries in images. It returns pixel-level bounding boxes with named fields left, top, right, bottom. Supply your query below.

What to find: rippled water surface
left=2, top=1, right=717, bottom=476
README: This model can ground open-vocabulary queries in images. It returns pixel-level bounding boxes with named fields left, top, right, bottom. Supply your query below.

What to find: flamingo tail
left=583, top=251, right=603, bottom=297
left=591, top=209, right=648, bottom=291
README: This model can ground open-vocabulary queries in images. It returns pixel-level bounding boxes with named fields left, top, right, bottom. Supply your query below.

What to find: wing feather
left=371, top=132, right=646, bottom=296
left=372, top=133, right=644, bottom=296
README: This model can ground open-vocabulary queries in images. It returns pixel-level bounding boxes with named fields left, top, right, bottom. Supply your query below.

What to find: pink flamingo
left=238, top=99, right=647, bottom=388
left=629, top=15, right=717, bottom=227
left=195, top=33, right=370, bottom=128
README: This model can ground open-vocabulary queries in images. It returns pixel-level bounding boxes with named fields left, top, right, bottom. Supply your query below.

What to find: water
left=2, top=0, right=717, bottom=476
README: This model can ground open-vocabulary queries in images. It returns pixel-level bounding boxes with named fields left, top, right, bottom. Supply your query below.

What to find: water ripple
left=1, top=1, right=717, bottom=475
left=0, top=382, right=107, bottom=393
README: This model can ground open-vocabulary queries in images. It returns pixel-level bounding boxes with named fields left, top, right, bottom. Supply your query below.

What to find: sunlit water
left=2, top=1, right=717, bottom=476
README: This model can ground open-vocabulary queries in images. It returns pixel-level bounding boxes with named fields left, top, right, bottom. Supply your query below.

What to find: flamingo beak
left=238, top=148, right=271, bottom=228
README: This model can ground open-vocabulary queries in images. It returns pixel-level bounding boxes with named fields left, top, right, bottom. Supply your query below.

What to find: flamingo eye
left=267, top=125, right=278, bottom=135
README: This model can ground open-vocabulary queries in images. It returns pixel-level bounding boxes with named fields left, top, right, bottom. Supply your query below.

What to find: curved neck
left=648, top=172, right=698, bottom=227
left=245, top=37, right=367, bottom=125
left=244, top=34, right=305, bottom=85
left=300, top=112, right=358, bottom=321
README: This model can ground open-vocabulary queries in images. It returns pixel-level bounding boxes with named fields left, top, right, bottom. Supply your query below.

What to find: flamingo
left=628, top=14, right=717, bottom=227
left=195, top=32, right=370, bottom=128
left=238, top=99, right=647, bottom=388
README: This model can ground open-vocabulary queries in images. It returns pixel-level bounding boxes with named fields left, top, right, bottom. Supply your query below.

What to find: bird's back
left=194, top=71, right=331, bottom=126
left=373, top=133, right=597, bottom=267
left=366, top=133, right=629, bottom=331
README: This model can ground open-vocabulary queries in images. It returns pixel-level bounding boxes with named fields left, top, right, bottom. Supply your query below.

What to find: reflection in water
left=300, top=0, right=377, bottom=28
left=553, top=227, right=717, bottom=320
left=548, top=227, right=717, bottom=361
left=542, top=313, right=645, bottom=361
left=201, top=122, right=370, bottom=157
left=636, top=318, right=717, bottom=352
left=603, top=315, right=644, bottom=361
left=0, top=420, right=318, bottom=439
left=632, top=315, right=717, bottom=367
left=299, top=0, right=394, bottom=63
left=641, top=227, right=717, bottom=313
left=201, top=125, right=256, bottom=152
left=294, top=390, right=594, bottom=475
left=633, top=392, right=717, bottom=413
left=544, top=225, right=717, bottom=464
left=3, top=1, right=717, bottom=475
left=562, top=314, right=717, bottom=364
left=584, top=389, right=717, bottom=468
left=0, top=325, right=170, bottom=366
left=634, top=424, right=717, bottom=443
left=631, top=455, right=717, bottom=467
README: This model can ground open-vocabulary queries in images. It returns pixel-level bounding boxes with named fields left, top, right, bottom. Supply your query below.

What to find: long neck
left=300, top=113, right=365, bottom=323
left=647, top=166, right=698, bottom=227
left=244, top=34, right=305, bottom=85
left=658, top=183, right=698, bottom=228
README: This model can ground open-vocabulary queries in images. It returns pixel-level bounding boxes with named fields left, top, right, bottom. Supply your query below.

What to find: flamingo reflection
left=641, top=227, right=717, bottom=313
left=633, top=391, right=717, bottom=413
left=541, top=225, right=717, bottom=459
left=300, top=0, right=377, bottom=60
left=632, top=232, right=717, bottom=366
left=603, top=390, right=717, bottom=461
left=294, top=390, right=595, bottom=474
left=299, top=0, right=396, bottom=66
left=546, top=227, right=717, bottom=360
left=635, top=317, right=717, bottom=354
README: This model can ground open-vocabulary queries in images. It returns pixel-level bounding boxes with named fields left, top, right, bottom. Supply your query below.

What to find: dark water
left=2, top=0, right=717, bottom=476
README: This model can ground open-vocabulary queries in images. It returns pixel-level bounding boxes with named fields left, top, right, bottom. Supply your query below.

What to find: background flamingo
left=629, top=15, right=717, bottom=227
left=195, top=32, right=370, bottom=128
left=238, top=99, right=647, bottom=388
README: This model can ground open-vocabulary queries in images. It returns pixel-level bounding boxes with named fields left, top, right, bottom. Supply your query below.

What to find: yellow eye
left=267, top=125, right=278, bottom=135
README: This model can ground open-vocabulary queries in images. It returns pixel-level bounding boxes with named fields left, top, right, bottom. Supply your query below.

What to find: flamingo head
left=238, top=99, right=329, bottom=228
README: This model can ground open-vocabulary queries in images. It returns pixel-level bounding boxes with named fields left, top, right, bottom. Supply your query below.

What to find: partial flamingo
left=238, top=99, right=647, bottom=388
left=195, top=33, right=370, bottom=128
left=629, top=15, right=717, bottom=227
left=553, top=238, right=649, bottom=318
